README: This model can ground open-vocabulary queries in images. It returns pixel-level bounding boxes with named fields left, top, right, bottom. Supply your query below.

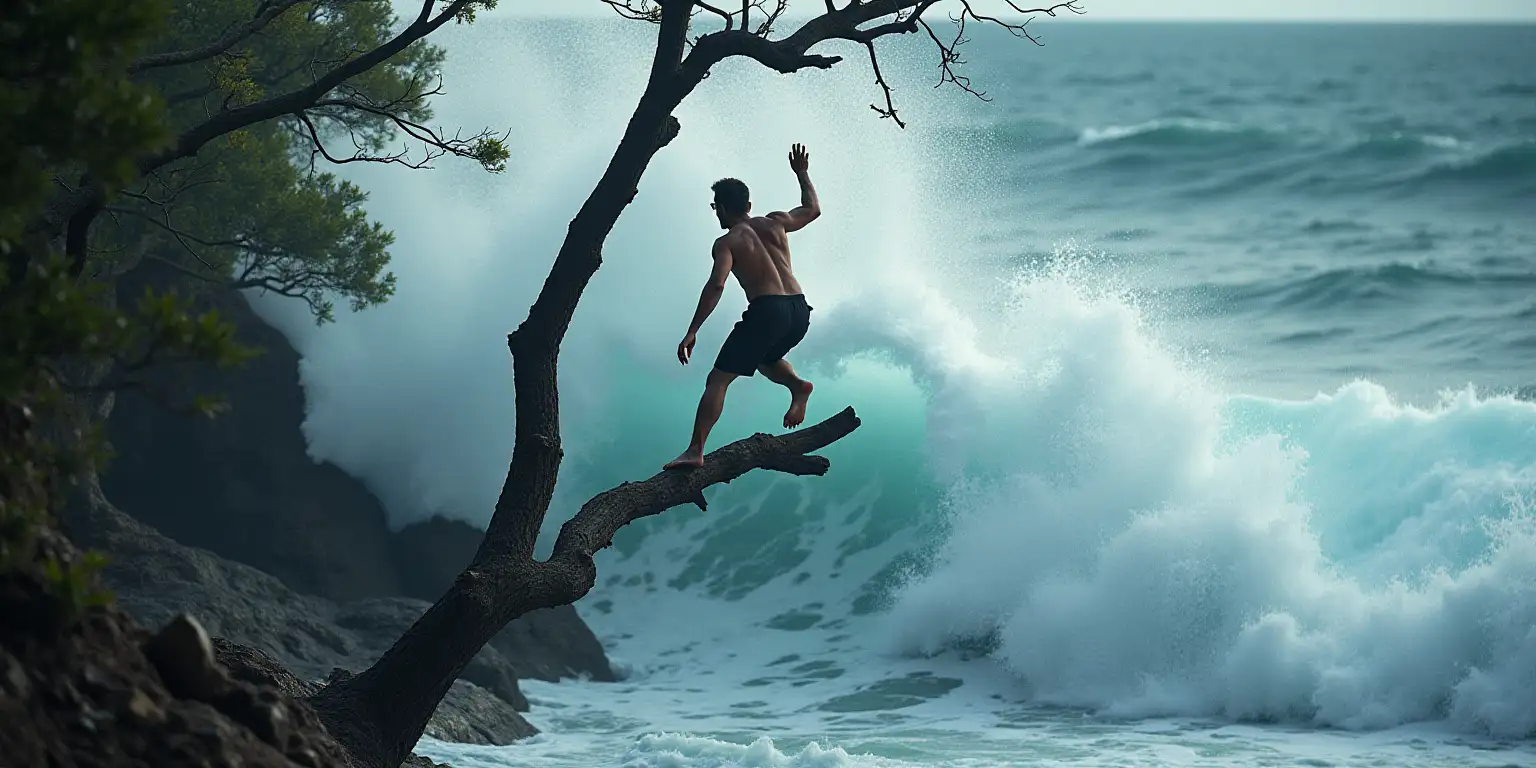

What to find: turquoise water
left=253, top=18, right=1536, bottom=768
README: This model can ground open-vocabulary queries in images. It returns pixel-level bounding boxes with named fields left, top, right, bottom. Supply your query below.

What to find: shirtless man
left=663, top=143, right=820, bottom=470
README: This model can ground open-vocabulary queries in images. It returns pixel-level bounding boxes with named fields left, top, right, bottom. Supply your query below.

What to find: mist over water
left=250, top=17, right=1536, bottom=766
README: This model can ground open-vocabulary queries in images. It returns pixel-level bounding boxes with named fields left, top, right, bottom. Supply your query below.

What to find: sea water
left=250, top=18, right=1536, bottom=768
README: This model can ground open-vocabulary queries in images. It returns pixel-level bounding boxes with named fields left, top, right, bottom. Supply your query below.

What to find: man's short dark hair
left=712, top=178, right=750, bottom=215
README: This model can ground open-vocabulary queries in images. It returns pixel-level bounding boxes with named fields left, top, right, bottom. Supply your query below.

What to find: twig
left=864, top=41, right=905, bottom=128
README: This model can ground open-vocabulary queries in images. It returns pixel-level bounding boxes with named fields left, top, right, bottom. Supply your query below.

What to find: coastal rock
left=0, top=564, right=351, bottom=768
left=392, top=516, right=616, bottom=683
left=98, top=262, right=614, bottom=686
left=427, top=680, right=539, bottom=744
left=63, top=484, right=538, bottom=747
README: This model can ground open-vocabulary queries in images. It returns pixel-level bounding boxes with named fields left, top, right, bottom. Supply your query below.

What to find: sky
left=495, top=0, right=1536, bottom=22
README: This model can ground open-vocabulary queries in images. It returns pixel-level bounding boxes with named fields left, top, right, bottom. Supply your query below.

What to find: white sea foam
left=247, top=16, right=1536, bottom=765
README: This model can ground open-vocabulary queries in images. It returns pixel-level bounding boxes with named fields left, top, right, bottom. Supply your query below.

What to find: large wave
left=876, top=271, right=1536, bottom=739
left=249, top=17, right=1536, bottom=742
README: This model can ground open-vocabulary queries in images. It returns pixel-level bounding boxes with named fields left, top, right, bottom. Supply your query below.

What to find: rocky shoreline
left=58, top=274, right=618, bottom=762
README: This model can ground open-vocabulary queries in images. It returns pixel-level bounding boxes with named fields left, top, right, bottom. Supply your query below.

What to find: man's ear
left=746, top=202, right=753, bottom=214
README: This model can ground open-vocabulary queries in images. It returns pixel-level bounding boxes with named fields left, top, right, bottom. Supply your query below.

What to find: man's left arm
left=678, top=238, right=733, bottom=365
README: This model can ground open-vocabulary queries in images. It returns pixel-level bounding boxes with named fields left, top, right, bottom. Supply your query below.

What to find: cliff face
left=103, top=265, right=404, bottom=603
left=97, top=264, right=614, bottom=684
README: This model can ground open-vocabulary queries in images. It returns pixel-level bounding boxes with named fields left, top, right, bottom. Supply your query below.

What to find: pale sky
left=495, top=0, right=1536, bottom=22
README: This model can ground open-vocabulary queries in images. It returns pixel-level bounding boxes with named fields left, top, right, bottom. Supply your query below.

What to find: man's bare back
left=715, top=216, right=804, bottom=301
left=664, top=144, right=821, bottom=470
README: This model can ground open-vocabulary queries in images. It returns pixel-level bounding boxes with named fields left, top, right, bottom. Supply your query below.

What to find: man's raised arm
left=769, top=143, right=821, bottom=233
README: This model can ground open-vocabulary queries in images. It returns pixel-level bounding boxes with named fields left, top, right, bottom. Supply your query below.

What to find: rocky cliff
left=85, top=265, right=615, bottom=750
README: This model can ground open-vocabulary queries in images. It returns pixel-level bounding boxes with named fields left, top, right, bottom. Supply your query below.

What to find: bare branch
left=130, top=0, right=307, bottom=73
left=106, top=207, right=245, bottom=252
left=543, top=407, right=862, bottom=583
left=864, top=41, right=905, bottom=128
left=306, top=98, right=508, bottom=170
left=681, top=0, right=1082, bottom=122
left=294, top=109, right=429, bottom=169
left=694, top=0, right=734, bottom=28
left=919, top=15, right=988, bottom=100
left=969, top=0, right=1086, bottom=45
left=601, top=0, right=663, bottom=22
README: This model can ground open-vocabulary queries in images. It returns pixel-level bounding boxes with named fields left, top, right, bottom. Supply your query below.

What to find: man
left=663, top=143, right=820, bottom=471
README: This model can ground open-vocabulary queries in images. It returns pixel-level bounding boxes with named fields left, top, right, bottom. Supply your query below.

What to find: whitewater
left=250, top=17, right=1536, bottom=768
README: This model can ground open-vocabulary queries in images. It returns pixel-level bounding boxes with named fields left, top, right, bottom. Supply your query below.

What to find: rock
left=389, top=517, right=615, bottom=684
left=1, top=650, right=30, bottom=697
left=102, top=262, right=405, bottom=603
left=335, top=597, right=530, bottom=711
left=96, top=262, right=614, bottom=689
left=65, top=489, right=539, bottom=744
left=463, top=646, right=529, bottom=711
left=425, top=679, right=539, bottom=745
left=393, top=515, right=484, bottom=601
left=145, top=614, right=232, bottom=702
left=122, top=688, right=166, bottom=726
left=0, top=562, right=352, bottom=768
left=212, top=637, right=320, bottom=699
left=492, top=605, right=616, bottom=683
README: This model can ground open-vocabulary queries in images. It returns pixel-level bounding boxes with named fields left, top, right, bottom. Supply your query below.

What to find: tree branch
left=129, top=0, right=308, bottom=73
left=864, top=41, right=905, bottom=127
left=307, top=98, right=508, bottom=171
left=547, top=406, right=861, bottom=570
left=679, top=0, right=1082, bottom=120
left=139, top=0, right=477, bottom=175
left=33, top=0, right=483, bottom=244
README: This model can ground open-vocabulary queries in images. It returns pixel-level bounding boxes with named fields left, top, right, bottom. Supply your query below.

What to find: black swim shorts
left=713, top=294, right=812, bottom=377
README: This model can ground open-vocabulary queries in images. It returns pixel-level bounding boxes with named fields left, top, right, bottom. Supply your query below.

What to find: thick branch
left=145, top=0, right=473, bottom=172
left=683, top=0, right=926, bottom=75
left=474, top=0, right=699, bottom=563
left=680, top=0, right=1081, bottom=123
left=310, top=407, right=859, bottom=768
left=129, top=0, right=307, bottom=72
left=549, top=406, right=861, bottom=568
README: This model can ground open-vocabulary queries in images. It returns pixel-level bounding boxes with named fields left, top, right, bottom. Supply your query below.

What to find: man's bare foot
left=783, top=379, right=814, bottom=429
left=663, top=449, right=705, bottom=470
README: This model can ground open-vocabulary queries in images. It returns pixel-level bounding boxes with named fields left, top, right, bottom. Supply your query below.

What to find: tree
left=4, top=0, right=506, bottom=633
left=307, top=1, right=1081, bottom=765
left=94, top=0, right=509, bottom=323
left=1, top=0, right=246, bottom=576
left=6, top=0, right=509, bottom=570
left=30, top=0, right=508, bottom=283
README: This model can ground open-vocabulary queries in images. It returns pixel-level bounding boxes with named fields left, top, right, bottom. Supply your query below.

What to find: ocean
left=251, top=17, right=1536, bottom=768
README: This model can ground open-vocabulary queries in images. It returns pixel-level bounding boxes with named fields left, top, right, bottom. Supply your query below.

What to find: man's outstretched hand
left=677, top=332, right=697, bottom=365
left=789, top=143, right=809, bottom=175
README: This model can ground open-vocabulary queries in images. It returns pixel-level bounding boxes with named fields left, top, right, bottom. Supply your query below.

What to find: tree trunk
left=298, top=1, right=886, bottom=762
left=306, top=5, right=710, bottom=767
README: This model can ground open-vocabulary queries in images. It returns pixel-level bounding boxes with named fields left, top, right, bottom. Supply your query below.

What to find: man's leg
left=664, top=368, right=738, bottom=470
left=758, top=358, right=814, bottom=429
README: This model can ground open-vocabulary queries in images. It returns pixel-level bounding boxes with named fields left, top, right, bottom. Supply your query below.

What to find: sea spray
left=245, top=18, right=1536, bottom=747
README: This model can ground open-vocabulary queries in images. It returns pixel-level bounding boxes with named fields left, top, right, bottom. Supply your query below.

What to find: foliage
left=0, top=0, right=171, bottom=243
left=1, top=1, right=251, bottom=587
left=95, top=0, right=507, bottom=323
left=43, top=551, right=114, bottom=620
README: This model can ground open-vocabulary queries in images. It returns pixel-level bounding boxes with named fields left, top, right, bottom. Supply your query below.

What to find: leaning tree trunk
left=306, top=6, right=862, bottom=767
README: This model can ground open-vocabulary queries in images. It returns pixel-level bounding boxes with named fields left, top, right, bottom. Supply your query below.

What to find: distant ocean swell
left=991, top=116, right=1536, bottom=197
